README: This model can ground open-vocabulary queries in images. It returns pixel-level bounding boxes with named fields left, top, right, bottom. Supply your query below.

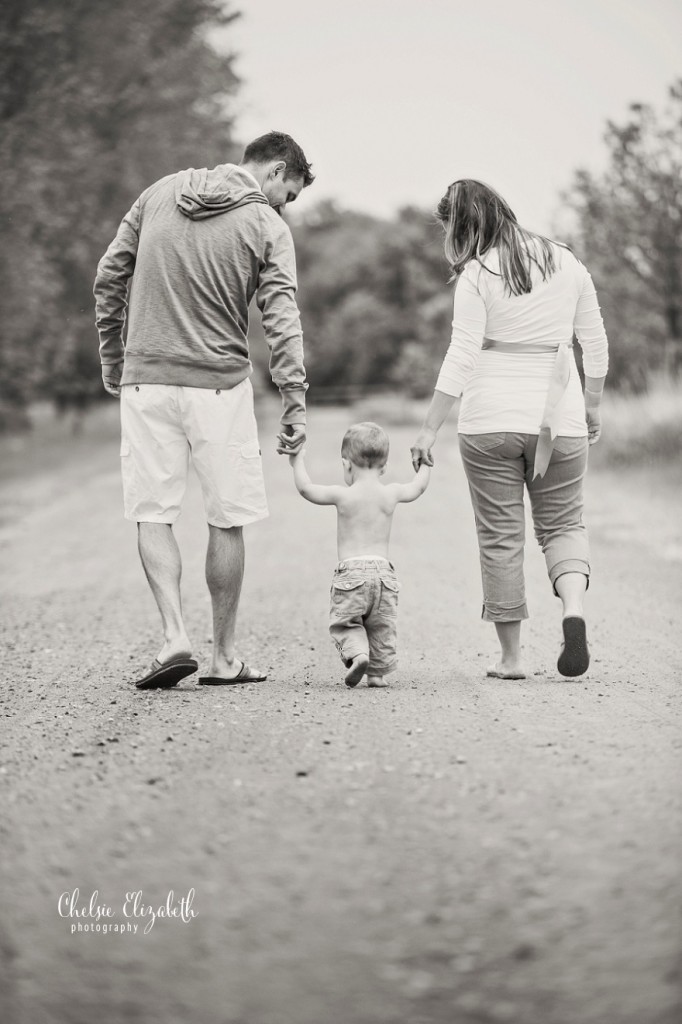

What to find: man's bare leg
left=206, top=525, right=263, bottom=679
left=137, top=522, right=192, bottom=664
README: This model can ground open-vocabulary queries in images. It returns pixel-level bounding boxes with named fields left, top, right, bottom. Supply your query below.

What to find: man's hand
left=102, top=361, right=124, bottom=398
left=410, top=428, right=437, bottom=472
left=277, top=423, right=306, bottom=455
left=586, top=406, right=602, bottom=445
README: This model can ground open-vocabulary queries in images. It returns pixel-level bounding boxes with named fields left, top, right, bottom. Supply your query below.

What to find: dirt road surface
left=1, top=401, right=680, bottom=1024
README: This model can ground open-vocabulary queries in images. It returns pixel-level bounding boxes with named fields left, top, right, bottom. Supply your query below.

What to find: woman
left=411, top=179, right=608, bottom=679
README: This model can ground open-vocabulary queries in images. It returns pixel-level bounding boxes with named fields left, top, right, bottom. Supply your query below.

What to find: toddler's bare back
left=335, top=480, right=398, bottom=559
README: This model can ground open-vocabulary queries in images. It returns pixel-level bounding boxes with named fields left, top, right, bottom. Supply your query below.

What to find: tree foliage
left=3, top=10, right=678, bottom=427
left=0, top=0, right=240, bottom=428
left=288, top=202, right=452, bottom=399
left=563, top=80, right=682, bottom=387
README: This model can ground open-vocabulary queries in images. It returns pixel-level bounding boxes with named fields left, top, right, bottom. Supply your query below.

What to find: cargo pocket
left=119, top=439, right=136, bottom=515
left=331, top=574, right=367, bottom=610
left=240, top=440, right=262, bottom=460
left=332, top=575, right=366, bottom=595
left=234, top=439, right=266, bottom=514
left=380, top=574, right=401, bottom=593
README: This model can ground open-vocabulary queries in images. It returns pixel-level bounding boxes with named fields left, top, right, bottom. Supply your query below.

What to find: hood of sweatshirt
left=175, top=164, right=268, bottom=220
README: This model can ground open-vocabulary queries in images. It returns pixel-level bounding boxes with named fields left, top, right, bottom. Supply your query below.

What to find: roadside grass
left=351, top=392, right=429, bottom=428
left=594, top=375, right=682, bottom=470
left=354, top=377, right=682, bottom=473
left=0, top=377, right=679, bottom=485
left=0, top=400, right=120, bottom=485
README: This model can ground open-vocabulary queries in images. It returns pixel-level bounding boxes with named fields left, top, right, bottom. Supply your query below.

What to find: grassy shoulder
left=590, top=375, right=682, bottom=472
left=352, top=377, right=682, bottom=476
left=1, top=375, right=680, bottom=490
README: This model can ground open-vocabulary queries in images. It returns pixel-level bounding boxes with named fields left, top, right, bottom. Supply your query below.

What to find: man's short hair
left=341, top=422, right=390, bottom=469
left=242, top=131, right=314, bottom=187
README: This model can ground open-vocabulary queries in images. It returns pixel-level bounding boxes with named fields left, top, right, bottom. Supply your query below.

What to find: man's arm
left=93, top=199, right=141, bottom=396
left=392, top=464, right=431, bottom=504
left=289, top=451, right=344, bottom=506
left=256, top=217, right=308, bottom=450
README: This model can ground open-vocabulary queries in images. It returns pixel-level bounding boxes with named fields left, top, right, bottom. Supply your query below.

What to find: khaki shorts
left=120, top=379, right=268, bottom=528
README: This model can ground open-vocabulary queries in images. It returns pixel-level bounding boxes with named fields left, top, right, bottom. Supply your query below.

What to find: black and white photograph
left=1, top=1, right=680, bottom=1022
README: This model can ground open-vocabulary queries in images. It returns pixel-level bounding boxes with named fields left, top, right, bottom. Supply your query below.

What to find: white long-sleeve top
left=435, top=244, right=609, bottom=436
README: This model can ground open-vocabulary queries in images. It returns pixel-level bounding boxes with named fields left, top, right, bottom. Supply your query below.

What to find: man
left=94, top=131, right=314, bottom=689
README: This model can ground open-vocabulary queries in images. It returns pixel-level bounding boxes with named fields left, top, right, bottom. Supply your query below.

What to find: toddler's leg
left=366, top=583, right=399, bottom=687
left=329, top=584, right=369, bottom=686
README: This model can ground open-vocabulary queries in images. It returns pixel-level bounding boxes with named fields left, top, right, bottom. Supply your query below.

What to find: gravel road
left=1, top=400, right=680, bottom=1024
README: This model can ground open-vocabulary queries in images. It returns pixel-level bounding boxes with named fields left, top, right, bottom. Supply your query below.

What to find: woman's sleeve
left=574, top=267, right=609, bottom=377
left=435, top=267, right=487, bottom=396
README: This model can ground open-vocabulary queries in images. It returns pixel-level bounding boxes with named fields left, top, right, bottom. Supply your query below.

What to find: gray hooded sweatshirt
left=94, top=164, right=308, bottom=424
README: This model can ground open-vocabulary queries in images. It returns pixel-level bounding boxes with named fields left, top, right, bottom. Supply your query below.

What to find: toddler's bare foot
left=367, top=675, right=388, bottom=687
left=345, top=654, right=369, bottom=687
left=486, top=661, right=526, bottom=680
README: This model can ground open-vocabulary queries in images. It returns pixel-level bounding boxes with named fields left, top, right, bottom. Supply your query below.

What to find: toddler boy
left=288, top=422, right=430, bottom=687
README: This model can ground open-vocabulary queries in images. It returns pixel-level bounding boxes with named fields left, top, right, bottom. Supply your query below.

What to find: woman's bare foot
left=486, top=661, right=527, bottom=680
left=367, top=675, right=388, bottom=688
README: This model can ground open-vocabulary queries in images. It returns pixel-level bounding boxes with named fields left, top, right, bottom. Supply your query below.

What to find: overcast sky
left=218, top=0, right=681, bottom=233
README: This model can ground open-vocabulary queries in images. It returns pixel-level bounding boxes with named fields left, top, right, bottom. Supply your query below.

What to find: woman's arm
left=410, top=390, right=460, bottom=469
left=574, top=268, right=609, bottom=378
left=410, top=267, right=484, bottom=468
left=574, top=268, right=608, bottom=446
left=584, top=374, right=606, bottom=445
left=434, top=269, right=487, bottom=397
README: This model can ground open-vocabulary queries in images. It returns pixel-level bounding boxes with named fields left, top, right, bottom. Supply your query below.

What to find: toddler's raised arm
left=289, top=451, right=345, bottom=506
left=394, top=463, right=431, bottom=504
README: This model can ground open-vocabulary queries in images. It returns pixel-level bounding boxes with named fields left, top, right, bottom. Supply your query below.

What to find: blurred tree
left=563, top=80, right=682, bottom=387
left=290, top=202, right=450, bottom=399
left=0, top=0, right=241, bottom=429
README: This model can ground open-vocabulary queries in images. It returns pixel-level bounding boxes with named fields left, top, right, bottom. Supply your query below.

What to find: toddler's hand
left=277, top=423, right=306, bottom=455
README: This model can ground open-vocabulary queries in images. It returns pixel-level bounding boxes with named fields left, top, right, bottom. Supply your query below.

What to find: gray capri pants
left=459, top=432, right=590, bottom=622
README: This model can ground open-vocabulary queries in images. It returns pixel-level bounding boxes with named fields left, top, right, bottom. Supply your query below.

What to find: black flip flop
left=134, top=657, right=198, bottom=690
left=199, top=662, right=267, bottom=685
left=557, top=617, right=590, bottom=677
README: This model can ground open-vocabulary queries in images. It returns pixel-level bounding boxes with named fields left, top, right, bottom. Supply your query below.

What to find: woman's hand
left=410, top=428, right=437, bottom=471
left=584, top=376, right=605, bottom=446
left=586, top=406, right=602, bottom=445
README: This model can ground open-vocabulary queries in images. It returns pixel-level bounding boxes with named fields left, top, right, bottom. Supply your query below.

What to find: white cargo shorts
left=119, top=379, right=268, bottom=528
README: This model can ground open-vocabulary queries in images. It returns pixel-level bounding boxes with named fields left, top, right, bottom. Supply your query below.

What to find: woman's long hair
left=436, top=179, right=558, bottom=295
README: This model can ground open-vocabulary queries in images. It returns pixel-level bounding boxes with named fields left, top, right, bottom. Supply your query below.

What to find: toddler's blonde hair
left=341, top=422, right=389, bottom=468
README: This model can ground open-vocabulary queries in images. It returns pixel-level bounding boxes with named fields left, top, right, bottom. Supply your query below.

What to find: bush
left=595, top=375, right=682, bottom=468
